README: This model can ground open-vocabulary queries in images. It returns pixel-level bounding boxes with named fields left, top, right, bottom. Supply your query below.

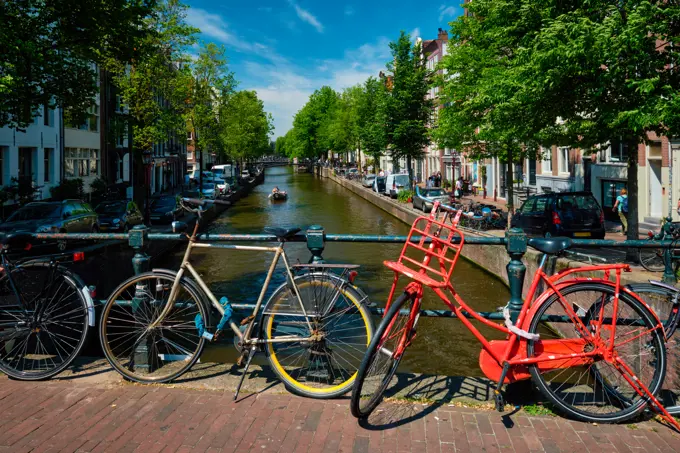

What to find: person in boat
left=272, top=186, right=280, bottom=194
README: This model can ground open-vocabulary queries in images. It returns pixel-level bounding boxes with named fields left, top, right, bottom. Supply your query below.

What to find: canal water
left=162, top=166, right=509, bottom=377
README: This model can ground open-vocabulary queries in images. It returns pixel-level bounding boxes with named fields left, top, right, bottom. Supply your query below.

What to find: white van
left=385, top=173, right=410, bottom=199
left=211, top=164, right=233, bottom=180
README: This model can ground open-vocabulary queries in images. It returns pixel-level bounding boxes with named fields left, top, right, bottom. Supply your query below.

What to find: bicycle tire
left=526, top=282, right=666, bottom=423
left=0, top=262, right=89, bottom=380
left=350, top=292, right=418, bottom=418
left=638, top=247, right=665, bottom=272
left=261, top=272, right=374, bottom=399
left=100, top=272, right=209, bottom=384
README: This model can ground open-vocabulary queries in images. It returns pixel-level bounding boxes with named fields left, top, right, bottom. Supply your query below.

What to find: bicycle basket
left=384, top=214, right=464, bottom=288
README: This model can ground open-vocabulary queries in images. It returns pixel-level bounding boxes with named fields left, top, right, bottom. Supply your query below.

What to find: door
left=61, top=203, right=78, bottom=232
left=529, top=160, right=537, bottom=186
left=530, top=196, right=550, bottom=235
left=583, top=159, right=592, bottom=193
left=649, top=160, right=662, bottom=217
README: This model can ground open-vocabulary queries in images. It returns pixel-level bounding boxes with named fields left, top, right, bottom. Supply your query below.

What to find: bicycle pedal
left=494, top=392, right=505, bottom=412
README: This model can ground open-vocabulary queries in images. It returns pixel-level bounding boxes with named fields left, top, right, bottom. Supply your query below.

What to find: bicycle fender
left=152, top=268, right=212, bottom=327
left=62, top=273, right=95, bottom=327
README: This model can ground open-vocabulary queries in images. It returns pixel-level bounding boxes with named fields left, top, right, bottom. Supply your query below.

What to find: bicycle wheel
left=100, top=272, right=208, bottom=383
left=625, top=283, right=680, bottom=340
left=638, top=247, right=665, bottom=272
left=262, top=272, right=374, bottom=399
left=350, top=292, right=418, bottom=418
left=0, top=262, right=89, bottom=380
left=526, top=282, right=666, bottom=423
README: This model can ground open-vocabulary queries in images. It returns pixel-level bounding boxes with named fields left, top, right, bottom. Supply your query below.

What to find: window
left=534, top=196, right=549, bottom=213
left=558, top=147, right=569, bottom=174
left=541, top=148, right=552, bottom=173
left=18, top=148, right=33, bottom=178
left=65, top=148, right=100, bottom=178
left=187, top=131, right=193, bottom=140
left=66, top=104, right=99, bottom=131
left=44, top=148, right=52, bottom=183
left=0, top=147, right=4, bottom=185
left=43, top=104, right=53, bottom=127
left=609, top=139, right=629, bottom=163
left=520, top=198, right=536, bottom=214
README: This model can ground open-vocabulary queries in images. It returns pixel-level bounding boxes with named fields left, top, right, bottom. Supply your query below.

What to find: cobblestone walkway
left=0, top=379, right=678, bottom=453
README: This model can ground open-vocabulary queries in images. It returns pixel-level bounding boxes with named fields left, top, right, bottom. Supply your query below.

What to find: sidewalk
left=0, top=377, right=677, bottom=453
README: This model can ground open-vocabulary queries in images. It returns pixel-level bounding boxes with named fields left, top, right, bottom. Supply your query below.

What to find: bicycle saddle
left=1, top=232, right=34, bottom=251
left=264, top=227, right=301, bottom=241
left=528, top=237, right=572, bottom=255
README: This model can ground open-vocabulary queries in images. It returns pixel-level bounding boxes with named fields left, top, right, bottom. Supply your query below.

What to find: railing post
left=128, top=225, right=154, bottom=371
left=661, top=216, right=677, bottom=283
left=505, top=228, right=527, bottom=320
left=307, top=225, right=325, bottom=264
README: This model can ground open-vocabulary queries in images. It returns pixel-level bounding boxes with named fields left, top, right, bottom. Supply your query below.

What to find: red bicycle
left=350, top=201, right=680, bottom=429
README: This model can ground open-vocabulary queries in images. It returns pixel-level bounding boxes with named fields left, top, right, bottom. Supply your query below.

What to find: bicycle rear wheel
left=350, top=292, right=418, bottom=418
left=0, top=263, right=89, bottom=380
left=624, top=283, right=680, bottom=340
left=638, top=247, right=665, bottom=272
left=100, top=272, right=208, bottom=383
left=526, top=283, right=666, bottom=423
left=262, top=272, right=374, bottom=398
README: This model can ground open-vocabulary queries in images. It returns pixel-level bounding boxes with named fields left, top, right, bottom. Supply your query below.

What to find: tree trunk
left=357, top=142, right=362, bottom=173
left=406, top=155, right=413, bottom=190
left=626, top=140, right=639, bottom=262
left=132, top=148, right=147, bottom=224
left=506, top=145, right=514, bottom=229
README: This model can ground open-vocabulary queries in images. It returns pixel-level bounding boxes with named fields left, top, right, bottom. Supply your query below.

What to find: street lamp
left=142, top=150, right=153, bottom=225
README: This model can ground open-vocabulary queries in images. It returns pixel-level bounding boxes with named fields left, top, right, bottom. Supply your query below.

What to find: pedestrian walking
left=613, top=188, right=628, bottom=235
left=455, top=177, right=463, bottom=198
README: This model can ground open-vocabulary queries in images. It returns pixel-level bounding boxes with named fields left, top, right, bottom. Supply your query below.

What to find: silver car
left=413, top=188, right=450, bottom=213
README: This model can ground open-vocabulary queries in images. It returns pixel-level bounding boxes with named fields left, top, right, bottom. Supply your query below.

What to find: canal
left=162, top=166, right=509, bottom=377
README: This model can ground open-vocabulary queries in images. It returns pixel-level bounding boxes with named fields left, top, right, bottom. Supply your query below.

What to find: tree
left=0, top=0, right=155, bottom=128
left=275, top=136, right=287, bottom=156
left=290, top=86, right=338, bottom=159
left=358, top=77, right=388, bottom=174
left=384, top=31, right=433, bottom=188
left=221, top=90, right=273, bottom=167
left=103, top=0, right=197, bottom=212
left=185, top=42, right=235, bottom=187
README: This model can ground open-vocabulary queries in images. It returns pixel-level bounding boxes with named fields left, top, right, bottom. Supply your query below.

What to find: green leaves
left=220, top=90, right=273, bottom=161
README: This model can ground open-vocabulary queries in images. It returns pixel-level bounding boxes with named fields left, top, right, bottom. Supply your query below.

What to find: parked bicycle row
left=0, top=196, right=678, bottom=431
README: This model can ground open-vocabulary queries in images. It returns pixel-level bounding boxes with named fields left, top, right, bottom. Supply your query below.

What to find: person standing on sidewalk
left=613, top=188, right=628, bottom=235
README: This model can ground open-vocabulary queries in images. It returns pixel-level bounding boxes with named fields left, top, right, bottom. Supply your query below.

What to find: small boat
left=269, top=191, right=288, bottom=201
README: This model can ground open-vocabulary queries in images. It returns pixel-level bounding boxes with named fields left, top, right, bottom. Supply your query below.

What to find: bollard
left=307, top=225, right=325, bottom=264
left=660, top=216, right=677, bottom=284
left=505, top=228, right=527, bottom=321
left=128, top=224, right=154, bottom=371
left=129, top=224, right=150, bottom=275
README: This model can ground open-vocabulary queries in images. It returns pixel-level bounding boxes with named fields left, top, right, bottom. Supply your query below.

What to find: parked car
left=149, top=196, right=183, bottom=224
left=413, top=188, right=450, bottom=213
left=200, top=181, right=218, bottom=199
left=187, top=170, right=214, bottom=185
left=347, top=168, right=359, bottom=179
left=386, top=173, right=410, bottom=198
left=240, top=170, right=250, bottom=179
left=95, top=200, right=143, bottom=232
left=362, top=174, right=376, bottom=188
left=511, top=192, right=606, bottom=239
left=373, top=176, right=387, bottom=194
left=211, top=164, right=233, bottom=181
left=215, top=177, right=231, bottom=196
left=0, top=200, right=98, bottom=251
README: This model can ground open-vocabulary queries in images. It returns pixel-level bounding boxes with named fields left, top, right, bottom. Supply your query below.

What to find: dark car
left=413, top=187, right=450, bottom=213
left=95, top=200, right=143, bottom=232
left=511, top=192, right=605, bottom=239
left=0, top=200, right=98, bottom=251
left=149, top=196, right=183, bottom=224
left=373, top=176, right=387, bottom=194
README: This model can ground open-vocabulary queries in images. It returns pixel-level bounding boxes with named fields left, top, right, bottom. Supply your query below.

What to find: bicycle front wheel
left=100, top=272, right=208, bottom=383
left=0, top=263, right=89, bottom=380
left=350, top=292, right=418, bottom=418
left=638, top=247, right=665, bottom=272
left=262, top=272, right=374, bottom=399
left=527, top=283, right=666, bottom=423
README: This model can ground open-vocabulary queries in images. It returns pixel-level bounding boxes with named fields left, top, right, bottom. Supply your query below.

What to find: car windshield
left=152, top=198, right=176, bottom=208
left=8, top=204, right=62, bottom=221
left=96, top=202, right=126, bottom=215
left=424, top=189, right=446, bottom=196
left=394, top=175, right=409, bottom=186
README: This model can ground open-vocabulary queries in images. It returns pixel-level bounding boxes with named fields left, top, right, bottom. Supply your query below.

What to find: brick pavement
left=0, top=378, right=677, bottom=453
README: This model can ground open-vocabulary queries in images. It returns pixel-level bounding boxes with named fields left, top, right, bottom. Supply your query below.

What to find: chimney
left=438, top=28, right=448, bottom=42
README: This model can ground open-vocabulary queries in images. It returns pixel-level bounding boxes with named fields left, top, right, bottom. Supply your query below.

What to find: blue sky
left=185, top=1, right=465, bottom=137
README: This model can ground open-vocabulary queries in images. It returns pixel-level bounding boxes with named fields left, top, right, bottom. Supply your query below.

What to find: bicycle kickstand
left=234, top=347, right=256, bottom=401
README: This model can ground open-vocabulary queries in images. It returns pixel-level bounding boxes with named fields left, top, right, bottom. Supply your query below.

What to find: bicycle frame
left=149, top=220, right=315, bottom=346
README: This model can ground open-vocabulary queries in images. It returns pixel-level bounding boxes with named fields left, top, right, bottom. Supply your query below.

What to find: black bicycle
left=0, top=233, right=93, bottom=380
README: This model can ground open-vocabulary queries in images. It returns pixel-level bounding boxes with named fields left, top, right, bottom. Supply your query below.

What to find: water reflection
left=162, top=166, right=509, bottom=377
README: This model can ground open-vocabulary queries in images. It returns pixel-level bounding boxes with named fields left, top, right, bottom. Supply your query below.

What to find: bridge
left=253, top=156, right=293, bottom=167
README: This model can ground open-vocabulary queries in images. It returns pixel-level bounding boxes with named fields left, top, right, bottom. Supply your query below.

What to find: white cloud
left=187, top=8, right=286, bottom=65
left=438, top=5, right=459, bottom=22
left=410, top=27, right=421, bottom=41
left=288, top=0, right=324, bottom=33
left=243, top=37, right=391, bottom=136
left=344, top=5, right=355, bottom=16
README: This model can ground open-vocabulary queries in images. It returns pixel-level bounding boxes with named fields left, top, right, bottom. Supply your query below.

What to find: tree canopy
left=221, top=90, right=273, bottom=164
